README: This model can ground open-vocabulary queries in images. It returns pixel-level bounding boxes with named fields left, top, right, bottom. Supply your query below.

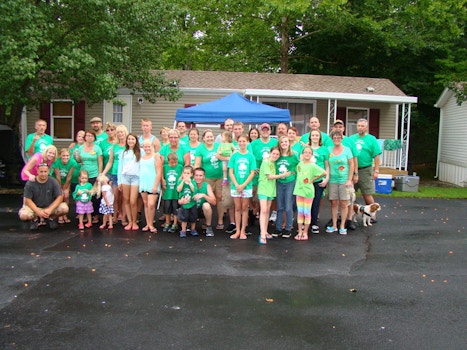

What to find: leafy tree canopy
left=0, top=0, right=182, bottom=129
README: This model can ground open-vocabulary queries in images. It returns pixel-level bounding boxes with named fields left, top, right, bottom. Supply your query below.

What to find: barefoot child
left=97, top=175, right=114, bottom=229
left=293, top=146, right=326, bottom=241
left=217, top=131, right=236, bottom=186
left=72, top=170, right=94, bottom=229
left=176, top=165, right=198, bottom=238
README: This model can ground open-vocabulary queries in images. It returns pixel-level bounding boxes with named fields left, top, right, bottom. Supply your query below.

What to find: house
left=23, top=70, right=417, bottom=171
left=434, top=87, right=467, bottom=187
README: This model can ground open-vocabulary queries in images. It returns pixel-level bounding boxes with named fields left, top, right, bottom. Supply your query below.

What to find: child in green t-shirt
left=176, top=165, right=198, bottom=238
left=162, top=152, right=183, bottom=233
left=217, top=131, right=236, bottom=186
left=293, top=146, right=326, bottom=241
left=52, top=148, right=78, bottom=224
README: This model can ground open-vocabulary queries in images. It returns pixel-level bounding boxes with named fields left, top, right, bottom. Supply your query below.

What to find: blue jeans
left=311, top=181, right=326, bottom=226
left=276, top=180, right=295, bottom=231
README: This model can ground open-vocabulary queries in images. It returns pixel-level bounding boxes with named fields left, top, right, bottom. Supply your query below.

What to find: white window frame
left=51, top=99, right=74, bottom=142
left=103, top=95, right=132, bottom=130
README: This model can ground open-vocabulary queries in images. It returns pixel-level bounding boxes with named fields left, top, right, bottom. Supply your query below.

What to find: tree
left=0, top=0, right=182, bottom=135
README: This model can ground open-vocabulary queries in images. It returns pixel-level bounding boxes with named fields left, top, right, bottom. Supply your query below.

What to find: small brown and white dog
left=351, top=203, right=381, bottom=227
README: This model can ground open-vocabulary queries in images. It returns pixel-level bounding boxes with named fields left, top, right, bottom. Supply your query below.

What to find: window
left=51, top=101, right=73, bottom=141
left=113, top=104, right=123, bottom=123
left=347, top=108, right=369, bottom=136
left=264, top=100, right=315, bottom=135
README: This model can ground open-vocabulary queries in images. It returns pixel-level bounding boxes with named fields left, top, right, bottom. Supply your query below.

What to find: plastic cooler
left=394, top=175, right=420, bottom=192
left=375, top=174, right=393, bottom=194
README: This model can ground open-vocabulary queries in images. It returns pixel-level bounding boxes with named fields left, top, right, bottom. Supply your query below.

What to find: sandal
left=85, top=222, right=93, bottom=228
left=258, top=236, right=267, bottom=245
left=215, top=224, right=224, bottom=230
left=58, top=218, right=65, bottom=224
left=78, top=224, right=84, bottom=230
left=141, top=226, right=149, bottom=232
left=149, top=227, right=157, bottom=233
left=64, top=218, right=71, bottom=223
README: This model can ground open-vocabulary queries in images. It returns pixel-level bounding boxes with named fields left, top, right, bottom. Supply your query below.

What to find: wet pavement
left=0, top=194, right=465, bottom=349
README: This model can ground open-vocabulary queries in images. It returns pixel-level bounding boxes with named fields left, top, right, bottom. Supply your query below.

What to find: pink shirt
left=21, top=153, right=52, bottom=181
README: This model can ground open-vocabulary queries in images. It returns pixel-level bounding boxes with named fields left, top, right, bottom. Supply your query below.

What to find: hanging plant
left=112, top=98, right=127, bottom=106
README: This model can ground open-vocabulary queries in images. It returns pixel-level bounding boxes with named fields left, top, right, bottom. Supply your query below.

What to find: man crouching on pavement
left=19, top=163, right=69, bottom=230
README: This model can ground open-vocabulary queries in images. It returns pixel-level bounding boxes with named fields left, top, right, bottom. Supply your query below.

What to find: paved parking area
left=0, top=194, right=465, bottom=349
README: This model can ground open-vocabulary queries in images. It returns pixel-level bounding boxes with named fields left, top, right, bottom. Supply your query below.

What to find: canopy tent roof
left=175, top=92, right=291, bottom=123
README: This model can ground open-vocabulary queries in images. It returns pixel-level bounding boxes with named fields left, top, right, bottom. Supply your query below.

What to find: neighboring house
left=23, top=70, right=417, bottom=170
left=434, top=87, right=467, bottom=187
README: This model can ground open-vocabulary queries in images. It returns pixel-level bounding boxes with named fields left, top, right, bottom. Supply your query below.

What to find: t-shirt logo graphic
left=279, top=164, right=288, bottom=174
left=167, top=174, right=176, bottom=187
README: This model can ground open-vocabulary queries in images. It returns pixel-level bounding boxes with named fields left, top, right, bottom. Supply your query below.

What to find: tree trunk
left=280, top=16, right=290, bottom=74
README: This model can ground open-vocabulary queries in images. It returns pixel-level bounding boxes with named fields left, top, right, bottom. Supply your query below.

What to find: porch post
left=327, top=99, right=337, bottom=134
left=399, top=103, right=412, bottom=171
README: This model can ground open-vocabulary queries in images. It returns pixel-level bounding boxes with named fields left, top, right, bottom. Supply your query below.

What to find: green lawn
left=378, top=185, right=467, bottom=199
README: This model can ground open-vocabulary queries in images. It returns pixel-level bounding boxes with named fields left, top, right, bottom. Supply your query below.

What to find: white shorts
left=231, top=189, right=253, bottom=198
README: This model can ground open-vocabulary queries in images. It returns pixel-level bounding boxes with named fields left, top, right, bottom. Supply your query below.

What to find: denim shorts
left=120, top=174, right=139, bottom=186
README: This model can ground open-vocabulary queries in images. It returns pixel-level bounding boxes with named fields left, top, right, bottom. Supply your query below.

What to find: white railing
left=381, top=149, right=402, bottom=169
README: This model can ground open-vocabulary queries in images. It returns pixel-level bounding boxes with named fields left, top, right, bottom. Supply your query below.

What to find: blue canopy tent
left=175, top=93, right=291, bottom=124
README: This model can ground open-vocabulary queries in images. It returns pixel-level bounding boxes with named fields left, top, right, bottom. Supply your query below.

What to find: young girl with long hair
left=118, top=133, right=141, bottom=231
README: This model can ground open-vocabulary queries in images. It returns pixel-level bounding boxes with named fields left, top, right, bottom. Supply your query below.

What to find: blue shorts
left=120, top=174, right=139, bottom=186
left=108, top=174, right=118, bottom=187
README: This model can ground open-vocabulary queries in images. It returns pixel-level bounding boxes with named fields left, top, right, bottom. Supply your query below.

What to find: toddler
left=217, top=131, right=236, bottom=186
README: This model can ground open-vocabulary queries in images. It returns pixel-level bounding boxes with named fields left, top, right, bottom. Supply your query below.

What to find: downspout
left=434, top=107, right=443, bottom=179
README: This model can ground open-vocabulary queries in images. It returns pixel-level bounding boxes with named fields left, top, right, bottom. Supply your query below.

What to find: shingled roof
left=161, top=70, right=413, bottom=99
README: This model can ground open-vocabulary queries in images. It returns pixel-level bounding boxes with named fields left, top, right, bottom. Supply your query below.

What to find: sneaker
left=221, top=178, right=229, bottom=186
left=205, top=227, right=214, bottom=237
left=30, top=219, right=39, bottom=231
left=179, top=231, right=186, bottom=238
left=225, top=223, right=236, bottom=234
left=48, top=219, right=58, bottom=230
left=282, top=230, right=292, bottom=238
left=271, top=229, right=282, bottom=238
left=190, top=230, right=199, bottom=236
left=162, top=224, right=170, bottom=232
left=269, top=211, right=277, bottom=222
left=326, top=226, right=337, bottom=233
left=168, top=224, right=178, bottom=233
left=245, top=226, right=253, bottom=236
left=370, top=218, right=377, bottom=224
left=346, top=219, right=356, bottom=231
left=339, top=228, right=348, bottom=235
left=311, top=225, right=320, bottom=234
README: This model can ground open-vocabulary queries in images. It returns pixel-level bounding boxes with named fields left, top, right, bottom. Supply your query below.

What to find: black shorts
left=163, top=199, right=178, bottom=215
left=197, top=207, right=205, bottom=219
left=178, top=206, right=198, bottom=223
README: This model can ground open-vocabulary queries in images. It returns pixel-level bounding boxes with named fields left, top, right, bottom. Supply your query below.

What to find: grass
left=377, top=184, right=467, bottom=199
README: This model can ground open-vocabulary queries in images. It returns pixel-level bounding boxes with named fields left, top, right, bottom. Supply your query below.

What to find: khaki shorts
left=19, top=202, right=69, bottom=220
left=328, top=183, right=351, bottom=201
left=354, top=166, right=375, bottom=194
left=222, top=185, right=234, bottom=209
left=206, top=178, right=222, bottom=199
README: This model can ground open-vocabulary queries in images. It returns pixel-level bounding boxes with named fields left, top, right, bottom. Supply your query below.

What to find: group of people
left=18, top=115, right=382, bottom=245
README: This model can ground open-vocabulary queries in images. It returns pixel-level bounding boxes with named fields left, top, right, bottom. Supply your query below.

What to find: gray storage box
left=394, top=175, right=419, bottom=192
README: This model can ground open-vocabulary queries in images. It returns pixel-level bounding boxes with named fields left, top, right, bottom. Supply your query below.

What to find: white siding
left=437, top=93, right=467, bottom=186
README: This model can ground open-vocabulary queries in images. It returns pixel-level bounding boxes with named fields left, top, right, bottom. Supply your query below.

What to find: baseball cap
left=333, top=119, right=344, bottom=125
left=90, top=117, right=102, bottom=123
left=260, top=123, right=271, bottom=130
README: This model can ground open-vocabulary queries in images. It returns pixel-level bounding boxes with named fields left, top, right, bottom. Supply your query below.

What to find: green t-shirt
left=342, top=136, right=358, bottom=157
left=258, top=159, right=277, bottom=198
left=78, top=145, right=102, bottom=178
left=162, top=164, right=183, bottom=200
left=194, top=181, right=209, bottom=208
left=276, top=154, right=299, bottom=183
left=69, top=144, right=82, bottom=184
left=160, top=143, right=189, bottom=166
left=99, top=139, right=115, bottom=170
left=52, top=158, right=78, bottom=185
left=72, top=183, right=93, bottom=203
left=293, top=161, right=325, bottom=198
left=311, top=145, right=329, bottom=182
left=328, top=146, right=353, bottom=184
left=250, top=138, right=278, bottom=185
left=195, top=143, right=222, bottom=179
left=187, top=143, right=201, bottom=166
left=95, top=131, right=108, bottom=147
left=24, top=133, right=53, bottom=157
left=177, top=179, right=197, bottom=209
left=227, top=151, right=256, bottom=190
left=291, top=142, right=303, bottom=157
left=110, top=144, right=126, bottom=175
left=349, top=133, right=382, bottom=168
left=179, top=135, right=189, bottom=145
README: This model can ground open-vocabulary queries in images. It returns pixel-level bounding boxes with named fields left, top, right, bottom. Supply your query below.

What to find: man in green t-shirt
left=25, top=119, right=54, bottom=158
left=349, top=118, right=382, bottom=207
left=90, top=117, right=108, bottom=146
left=299, top=116, right=333, bottom=147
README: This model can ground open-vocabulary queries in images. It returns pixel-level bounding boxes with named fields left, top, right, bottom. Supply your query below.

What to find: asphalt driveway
left=0, top=194, right=465, bottom=349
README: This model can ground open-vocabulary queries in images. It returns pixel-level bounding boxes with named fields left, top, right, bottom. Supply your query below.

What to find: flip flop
left=149, top=227, right=157, bottom=233
left=58, top=218, right=65, bottom=224
left=141, top=226, right=149, bottom=232
left=64, top=218, right=71, bottom=223
left=215, top=224, right=224, bottom=230
left=294, top=234, right=303, bottom=241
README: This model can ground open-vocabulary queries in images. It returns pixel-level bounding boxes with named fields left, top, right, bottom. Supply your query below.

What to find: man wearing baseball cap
left=90, top=117, right=107, bottom=146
